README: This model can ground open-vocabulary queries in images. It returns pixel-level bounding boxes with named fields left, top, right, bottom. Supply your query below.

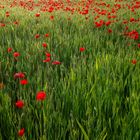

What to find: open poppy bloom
left=45, top=33, right=49, bottom=37
left=18, top=128, right=25, bottom=137
left=20, top=79, right=28, bottom=85
left=13, top=52, right=20, bottom=57
left=79, top=47, right=85, bottom=52
left=5, top=11, right=10, bottom=17
left=36, top=91, right=46, bottom=101
left=15, top=100, right=24, bottom=108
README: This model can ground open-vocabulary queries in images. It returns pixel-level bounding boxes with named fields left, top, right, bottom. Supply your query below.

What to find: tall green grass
left=0, top=1, right=140, bottom=140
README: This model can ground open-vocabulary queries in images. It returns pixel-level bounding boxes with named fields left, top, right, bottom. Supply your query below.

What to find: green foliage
left=0, top=0, right=140, bottom=139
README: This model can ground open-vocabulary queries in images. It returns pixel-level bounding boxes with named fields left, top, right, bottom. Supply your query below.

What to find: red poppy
left=48, top=6, right=54, bottom=12
left=15, top=100, right=24, bottom=108
left=138, top=44, right=140, bottom=48
left=36, top=91, right=46, bottom=101
left=130, top=18, right=135, bottom=22
left=132, top=59, right=137, bottom=64
left=42, top=42, right=47, bottom=48
left=45, top=52, right=51, bottom=57
left=18, top=128, right=25, bottom=137
left=7, top=48, right=12, bottom=53
left=35, top=34, right=40, bottom=39
left=79, top=47, right=85, bottom=52
left=95, top=20, right=104, bottom=28
left=20, top=79, right=28, bottom=85
left=50, top=15, right=54, bottom=20
left=108, top=29, right=112, bottom=33
left=105, top=21, right=111, bottom=26
left=52, top=61, right=61, bottom=65
left=5, top=11, right=10, bottom=17
left=43, top=57, right=51, bottom=62
left=123, top=20, right=128, bottom=24
left=125, top=26, right=128, bottom=30
left=45, top=33, right=49, bottom=37
left=0, top=23, right=5, bottom=27
left=13, top=52, right=20, bottom=57
left=35, top=13, right=40, bottom=17
left=14, top=72, right=25, bottom=79
left=13, top=21, right=19, bottom=25
left=127, top=30, right=139, bottom=40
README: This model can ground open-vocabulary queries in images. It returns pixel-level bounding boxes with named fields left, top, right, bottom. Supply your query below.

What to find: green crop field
left=0, top=0, right=140, bottom=139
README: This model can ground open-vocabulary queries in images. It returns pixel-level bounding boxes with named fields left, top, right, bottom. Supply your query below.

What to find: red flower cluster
left=95, top=20, right=104, bottom=28
left=126, top=30, right=139, bottom=40
left=43, top=52, right=51, bottom=63
left=14, top=72, right=25, bottom=79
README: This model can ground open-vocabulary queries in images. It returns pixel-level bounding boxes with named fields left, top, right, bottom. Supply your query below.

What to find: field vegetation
left=0, top=0, right=140, bottom=139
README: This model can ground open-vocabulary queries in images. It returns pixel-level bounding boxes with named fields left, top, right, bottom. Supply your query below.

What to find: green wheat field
left=0, top=0, right=140, bottom=139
